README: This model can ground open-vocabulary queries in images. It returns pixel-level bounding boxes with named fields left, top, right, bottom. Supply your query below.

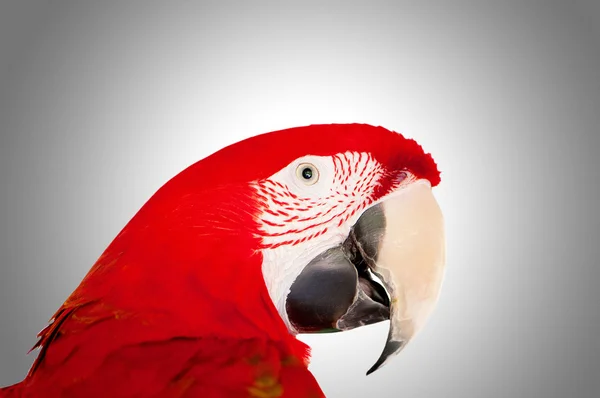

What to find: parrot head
left=146, top=123, right=445, bottom=374
left=252, top=124, right=444, bottom=373
left=29, top=123, right=444, bottom=383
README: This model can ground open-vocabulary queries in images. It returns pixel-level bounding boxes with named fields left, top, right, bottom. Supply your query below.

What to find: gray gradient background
left=1, top=1, right=599, bottom=397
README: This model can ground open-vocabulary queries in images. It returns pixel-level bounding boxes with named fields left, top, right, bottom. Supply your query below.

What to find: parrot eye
left=296, top=163, right=319, bottom=185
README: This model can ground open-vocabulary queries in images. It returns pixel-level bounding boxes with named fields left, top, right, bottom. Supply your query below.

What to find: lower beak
left=286, top=179, right=445, bottom=374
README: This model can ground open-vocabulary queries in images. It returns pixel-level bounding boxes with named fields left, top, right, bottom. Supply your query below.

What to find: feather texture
left=2, top=181, right=322, bottom=396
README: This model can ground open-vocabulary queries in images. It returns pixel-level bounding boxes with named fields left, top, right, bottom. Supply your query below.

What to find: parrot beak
left=286, top=179, right=445, bottom=374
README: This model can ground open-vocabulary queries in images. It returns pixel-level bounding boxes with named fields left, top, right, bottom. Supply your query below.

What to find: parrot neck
left=53, top=184, right=310, bottom=363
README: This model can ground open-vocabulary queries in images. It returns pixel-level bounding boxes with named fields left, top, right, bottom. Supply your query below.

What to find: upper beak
left=286, top=179, right=445, bottom=374
left=362, top=180, right=445, bottom=374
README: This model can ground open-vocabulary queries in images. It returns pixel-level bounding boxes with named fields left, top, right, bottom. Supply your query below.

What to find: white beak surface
left=368, top=179, right=446, bottom=373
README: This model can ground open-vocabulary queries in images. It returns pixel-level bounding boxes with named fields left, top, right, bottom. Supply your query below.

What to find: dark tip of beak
left=366, top=339, right=405, bottom=375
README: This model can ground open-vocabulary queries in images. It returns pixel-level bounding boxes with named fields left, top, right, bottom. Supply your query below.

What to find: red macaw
left=1, top=124, right=445, bottom=397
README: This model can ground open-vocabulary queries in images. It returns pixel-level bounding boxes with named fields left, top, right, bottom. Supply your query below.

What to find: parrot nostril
left=397, top=171, right=408, bottom=182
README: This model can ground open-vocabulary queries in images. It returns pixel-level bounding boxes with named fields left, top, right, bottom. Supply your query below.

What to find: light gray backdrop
left=1, top=1, right=599, bottom=397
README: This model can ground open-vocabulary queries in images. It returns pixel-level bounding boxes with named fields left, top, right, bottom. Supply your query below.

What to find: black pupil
left=301, top=167, right=313, bottom=180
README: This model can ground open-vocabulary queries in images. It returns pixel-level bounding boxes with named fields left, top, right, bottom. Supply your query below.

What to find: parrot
left=0, top=123, right=445, bottom=398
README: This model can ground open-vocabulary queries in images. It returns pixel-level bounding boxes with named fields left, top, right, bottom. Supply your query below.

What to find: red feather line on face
left=254, top=151, right=388, bottom=250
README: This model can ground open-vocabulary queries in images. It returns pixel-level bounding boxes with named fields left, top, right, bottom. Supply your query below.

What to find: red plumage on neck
left=20, top=179, right=315, bottom=396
